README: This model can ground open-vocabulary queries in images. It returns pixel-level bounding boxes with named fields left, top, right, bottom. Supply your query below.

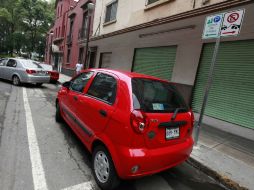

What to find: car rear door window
left=6, top=59, right=17, bottom=67
left=87, top=73, right=117, bottom=104
left=39, top=64, right=53, bottom=71
left=132, top=78, right=188, bottom=113
left=70, top=72, right=93, bottom=93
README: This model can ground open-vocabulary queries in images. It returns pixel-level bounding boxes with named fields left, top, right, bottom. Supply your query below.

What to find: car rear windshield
left=132, top=78, right=188, bottom=113
left=21, top=60, right=43, bottom=69
left=39, top=64, right=52, bottom=71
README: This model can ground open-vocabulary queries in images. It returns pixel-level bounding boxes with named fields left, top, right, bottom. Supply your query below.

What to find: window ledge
left=103, top=19, right=117, bottom=27
left=145, top=0, right=174, bottom=11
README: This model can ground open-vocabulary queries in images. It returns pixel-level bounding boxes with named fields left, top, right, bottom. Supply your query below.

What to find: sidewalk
left=58, top=73, right=254, bottom=189
left=190, top=124, right=254, bottom=190
left=58, top=73, right=72, bottom=84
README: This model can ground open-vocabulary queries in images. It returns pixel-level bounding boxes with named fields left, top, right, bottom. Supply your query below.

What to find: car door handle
left=73, top=96, right=78, bottom=101
left=99, top=110, right=107, bottom=117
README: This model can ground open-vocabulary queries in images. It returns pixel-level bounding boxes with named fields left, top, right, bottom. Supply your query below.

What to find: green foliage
left=0, top=8, right=12, bottom=22
left=0, top=0, right=55, bottom=58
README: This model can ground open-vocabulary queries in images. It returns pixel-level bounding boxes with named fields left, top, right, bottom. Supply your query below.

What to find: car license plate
left=38, top=71, right=45, bottom=75
left=166, top=127, right=179, bottom=140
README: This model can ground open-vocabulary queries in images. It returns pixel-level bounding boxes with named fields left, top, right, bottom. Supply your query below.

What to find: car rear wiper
left=171, top=108, right=187, bottom=121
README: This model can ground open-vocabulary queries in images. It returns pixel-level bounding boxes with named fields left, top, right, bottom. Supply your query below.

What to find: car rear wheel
left=55, top=102, right=63, bottom=123
left=92, top=146, right=120, bottom=190
left=50, top=80, right=58, bottom=84
left=36, top=83, right=43, bottom=87
left=12, top=75, right=21, bottom=86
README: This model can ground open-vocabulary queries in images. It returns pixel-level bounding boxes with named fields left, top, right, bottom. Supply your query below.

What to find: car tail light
left=26, top=69, right=36, bottom=74
left=187, top=110, right=195, bottom=136
left=130, top=110, right=148, bottom=134
left=51, top=72, right=59, bottom=76
left=191, top=111, right=194, bottom=128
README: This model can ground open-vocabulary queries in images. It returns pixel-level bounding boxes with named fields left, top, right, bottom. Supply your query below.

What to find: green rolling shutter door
left=133, top=46, right=177, bottom=81
left=192, top=40, right=254, bottom=129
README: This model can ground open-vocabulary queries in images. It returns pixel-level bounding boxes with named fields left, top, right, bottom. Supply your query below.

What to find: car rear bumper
left=114, top=137, right=194, bottom=179
left=23, top=75, right=50, bottom=83
left=50, top=76, right=59, bottom=81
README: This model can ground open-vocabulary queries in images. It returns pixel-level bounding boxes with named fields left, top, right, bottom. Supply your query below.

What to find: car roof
left=39, top=63, right=51, bottom=66
left=6, top=58, right=29, bottom=62
left=89, top=68, right=170, bottom=83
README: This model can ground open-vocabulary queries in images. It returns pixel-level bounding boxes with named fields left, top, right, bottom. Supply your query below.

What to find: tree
left=0, top=0, right=21, bottom=55
left=18, top=0, right=55, bottom=58
left=0, top=0, right=55, bottom=59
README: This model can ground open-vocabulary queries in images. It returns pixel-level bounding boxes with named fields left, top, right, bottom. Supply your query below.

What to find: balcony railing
left=53, top=36, right=64, bottom=43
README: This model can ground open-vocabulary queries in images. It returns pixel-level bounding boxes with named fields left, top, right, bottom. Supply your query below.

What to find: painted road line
left=23, top=88, right=48, bottom=190
left=61, top=181, right=95, bottom=190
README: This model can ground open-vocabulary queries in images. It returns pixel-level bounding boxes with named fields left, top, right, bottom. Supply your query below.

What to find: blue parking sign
left=202, top=14, right=223, bottom=39
left=214, top=16, right=221, bottom=23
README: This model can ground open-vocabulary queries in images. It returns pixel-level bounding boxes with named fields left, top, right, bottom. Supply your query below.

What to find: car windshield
left=20, top=60, right=43, bottom=69
left=39, top=64, right=53, bottom=71
left=132, top=78, right=188, bottom=113
left=0, top=59, right=7, bottom=66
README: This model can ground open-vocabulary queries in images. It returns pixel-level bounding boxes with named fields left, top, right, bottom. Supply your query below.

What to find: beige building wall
left=92, top=0, right=227, bottom=36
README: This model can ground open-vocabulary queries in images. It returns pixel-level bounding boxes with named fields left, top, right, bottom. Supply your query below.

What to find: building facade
left=89, top=0, right=254, bottom=139
left=45, top=0, right=95, bottom=76
left=45, top=0, right=76, bottom=72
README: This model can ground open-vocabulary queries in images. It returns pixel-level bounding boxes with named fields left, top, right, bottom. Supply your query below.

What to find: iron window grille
left=104, top=0, right=118, bottom=23
left=79, top=12, right=89, bottom=39
left=67, top=48, right=71, bottom=63
left=146, top=0, right=160, bottom=5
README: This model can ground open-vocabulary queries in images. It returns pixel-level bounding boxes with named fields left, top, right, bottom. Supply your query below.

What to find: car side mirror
left=62, top=81, right=71, bottom=88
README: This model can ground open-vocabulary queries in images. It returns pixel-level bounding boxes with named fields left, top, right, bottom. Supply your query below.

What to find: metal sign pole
left=194, top=36, right=221, bottom=145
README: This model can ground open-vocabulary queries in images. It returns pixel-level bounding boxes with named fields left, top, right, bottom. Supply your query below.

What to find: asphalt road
left=0, top=79, right=228, bottom=190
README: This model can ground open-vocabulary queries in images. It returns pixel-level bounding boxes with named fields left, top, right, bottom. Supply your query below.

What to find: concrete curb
left=187, top=157, right=249, bottom=190
left=56, top=81, right=62, bottom=86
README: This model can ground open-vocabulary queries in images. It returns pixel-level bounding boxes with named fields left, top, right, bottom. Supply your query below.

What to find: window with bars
left=79, top=48, right=84, bottom=63
left=105, top=0, right=118, bottom=23
left=147, top=0, right=160, bottom=5
left=67, top=48, right=71, bottom=63
left=81, top=12, right=88, bottom=39
left=69, top=19, right=74, bottom=35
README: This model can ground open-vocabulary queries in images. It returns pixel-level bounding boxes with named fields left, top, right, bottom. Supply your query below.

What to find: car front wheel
left=92, top=146, right=120, bottom=190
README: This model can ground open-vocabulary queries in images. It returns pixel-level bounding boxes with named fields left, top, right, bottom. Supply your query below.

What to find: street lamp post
left=83, top=3, right=95, bottom=69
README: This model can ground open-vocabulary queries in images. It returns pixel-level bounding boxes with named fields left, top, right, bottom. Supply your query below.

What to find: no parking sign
left=221, top=9, right=245, bottom=37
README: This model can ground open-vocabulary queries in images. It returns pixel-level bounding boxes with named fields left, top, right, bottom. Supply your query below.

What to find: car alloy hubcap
left=94, top=151, right=110, bottom=183
left=13, top=76, right=19, bottom=85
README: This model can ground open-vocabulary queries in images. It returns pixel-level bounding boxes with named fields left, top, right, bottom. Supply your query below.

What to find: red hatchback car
left=56, top=69, right=194, bottom=190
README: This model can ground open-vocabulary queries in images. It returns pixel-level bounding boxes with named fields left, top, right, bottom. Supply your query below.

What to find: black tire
left=12, top=75, right=21, bottom=86
left=55, top=102, right=63, bottom=123
left=36, top=83, right=43, bottom=87
left=50, top=80, right=58, bottom=84
left=92, top=146, right=120, bottom=190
